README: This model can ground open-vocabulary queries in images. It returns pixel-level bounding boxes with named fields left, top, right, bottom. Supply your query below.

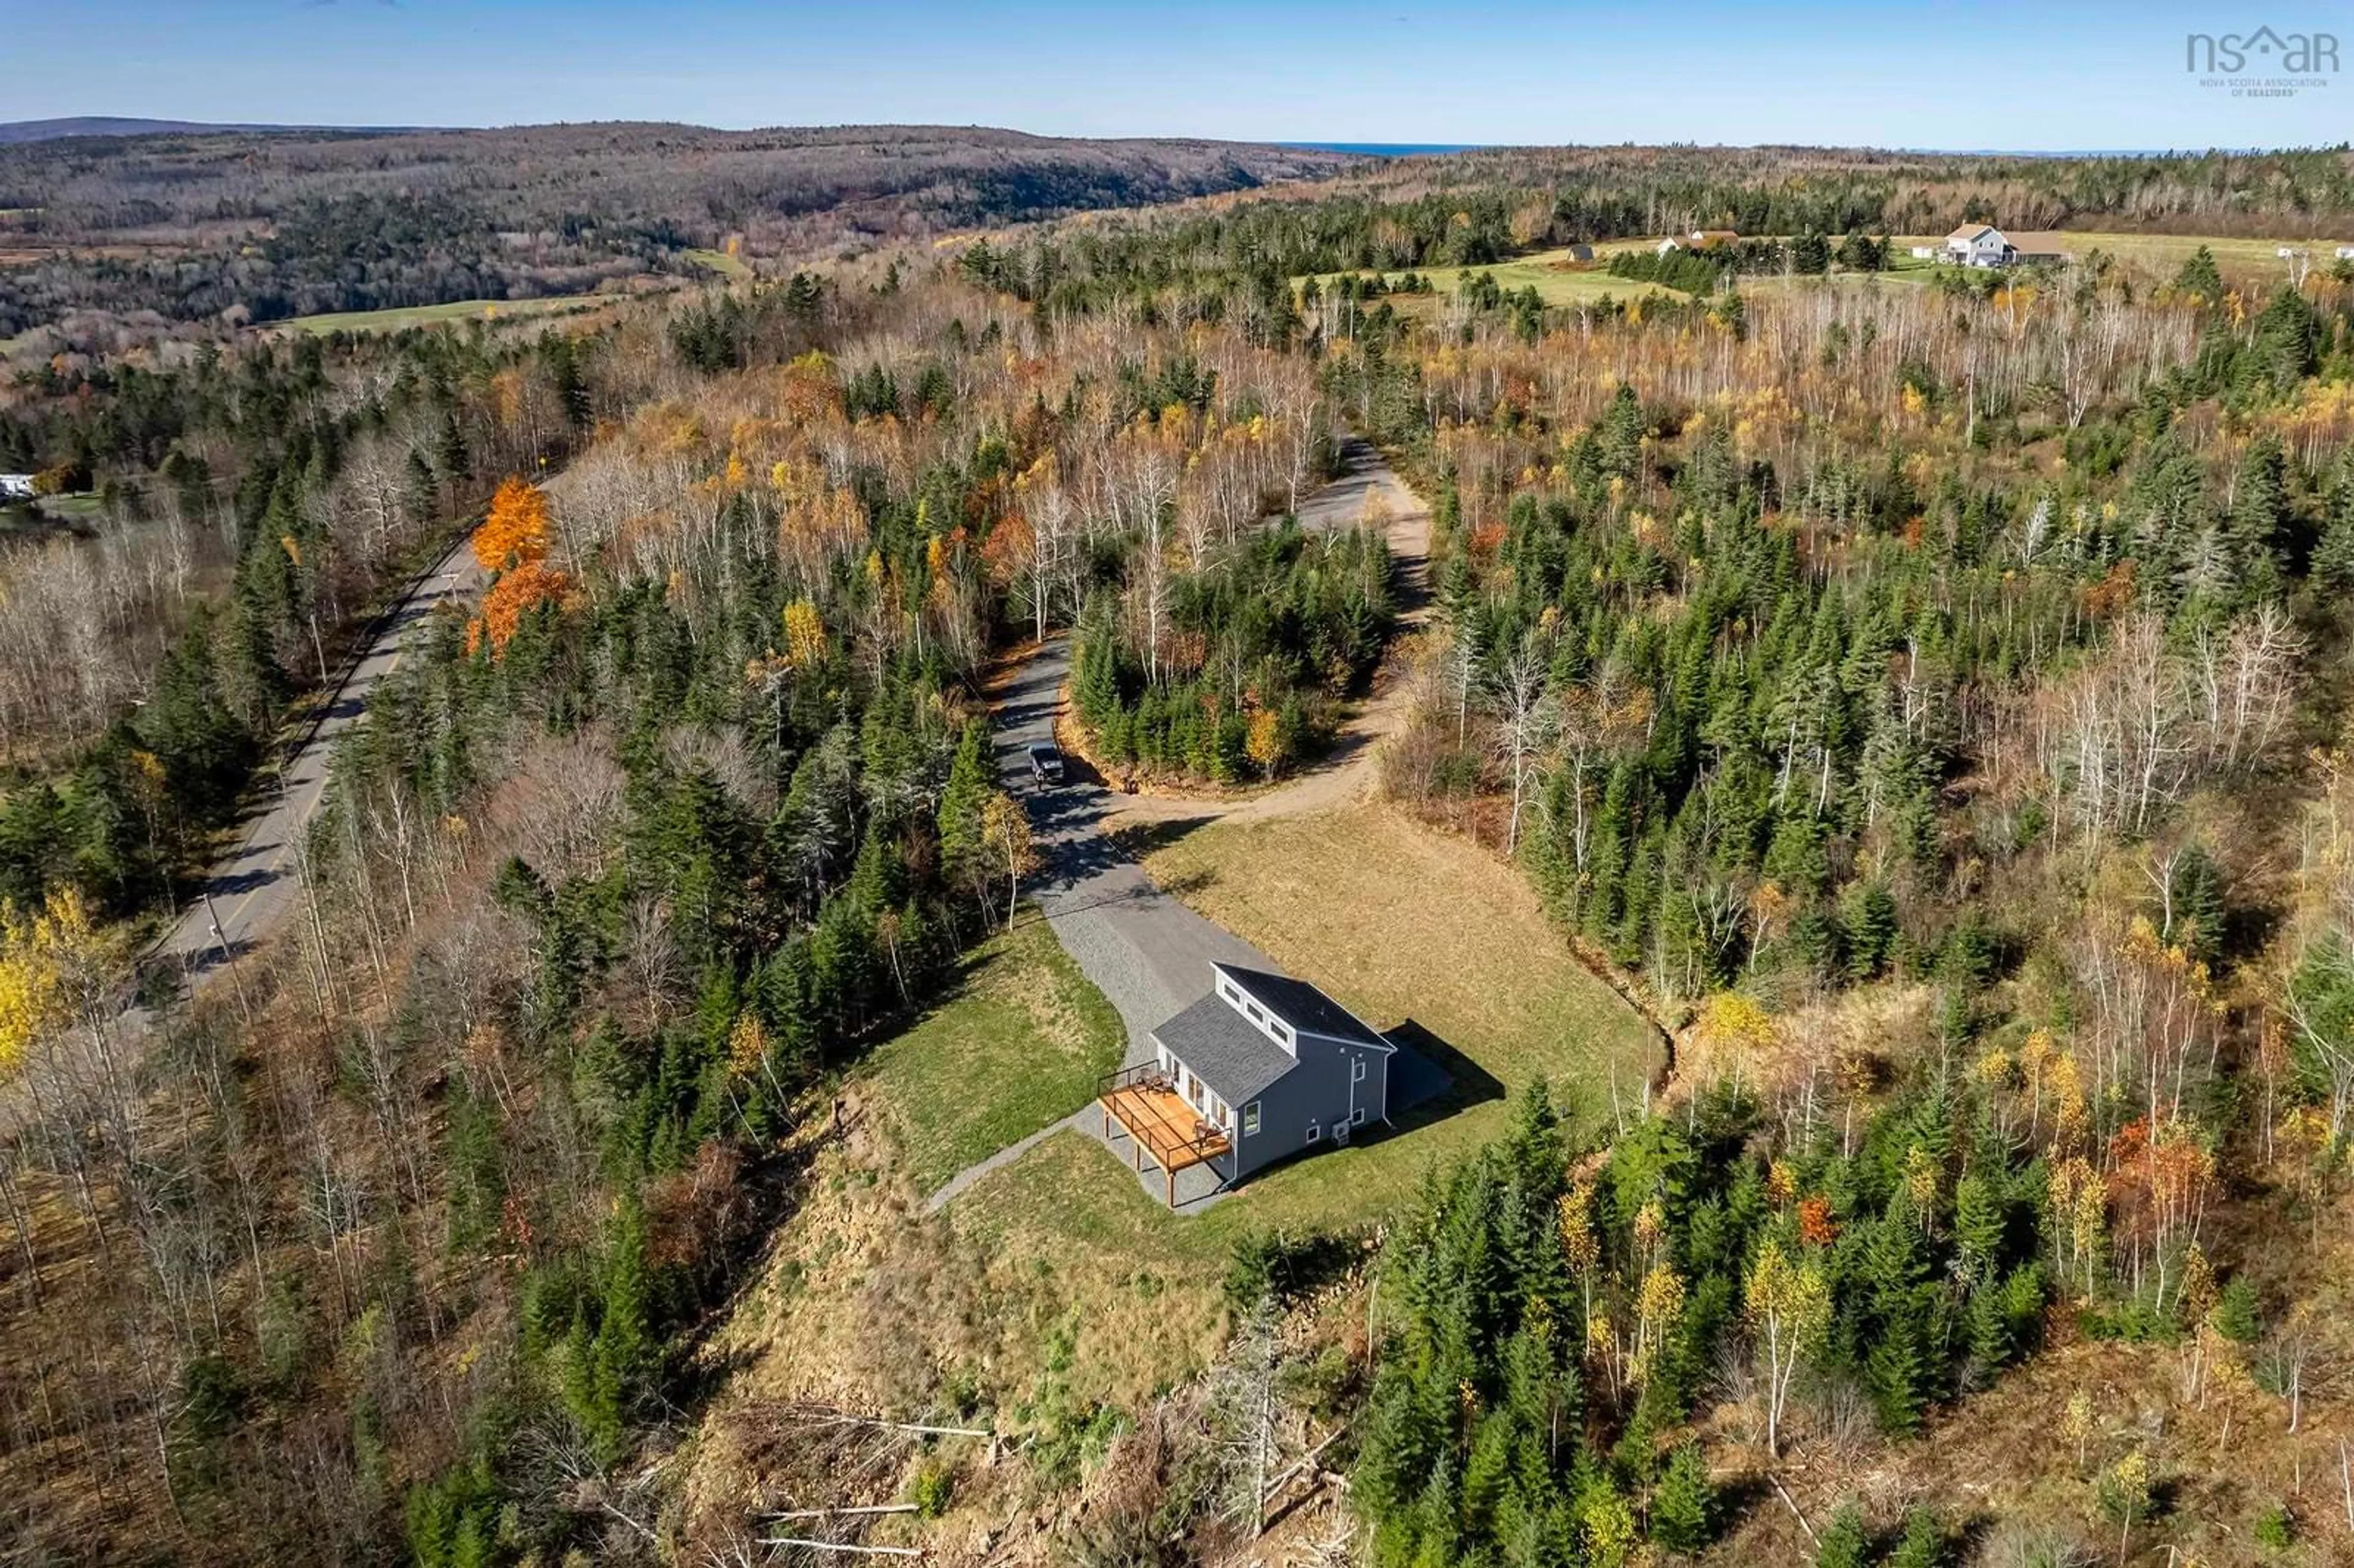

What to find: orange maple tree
left=467, top=559, right=572, bottom=657
left=474, top=476, right=552, bottom=573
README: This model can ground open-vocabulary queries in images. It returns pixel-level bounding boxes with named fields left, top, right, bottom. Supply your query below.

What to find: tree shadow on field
left=1102, top=812, right=1219, bottom=862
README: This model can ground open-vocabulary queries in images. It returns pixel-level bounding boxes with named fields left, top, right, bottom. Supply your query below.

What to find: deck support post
left=1165, top=1165, right=1175, bottom=1208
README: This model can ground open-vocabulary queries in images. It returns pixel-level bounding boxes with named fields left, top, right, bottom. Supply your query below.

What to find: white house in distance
left=0, top=474, right=37, bottom=501
left=1941, top=224, right=2069, bottom=268
left=1656, top=229, right=1737, bottom=257
left=2337, top=245, right=2354, bottom=261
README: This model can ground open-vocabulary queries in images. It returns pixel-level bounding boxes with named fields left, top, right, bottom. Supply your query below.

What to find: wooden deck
left=1100, top=1079, right=1231, bottom=1206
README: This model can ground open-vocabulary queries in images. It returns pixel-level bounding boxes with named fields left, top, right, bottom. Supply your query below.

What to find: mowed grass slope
left=712, top=804, right=1664, bottom=1416
left=861, top=911, right=1124, bottom=1196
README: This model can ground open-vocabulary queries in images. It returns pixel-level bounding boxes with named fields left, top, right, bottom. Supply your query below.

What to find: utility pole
left=201, top=890, right=253, bottom=1024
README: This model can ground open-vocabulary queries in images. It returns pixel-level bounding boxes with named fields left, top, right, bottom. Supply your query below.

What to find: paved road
left=147, top=533, right=487, bottom=988
left=1, top=531, right=486, bottom=1136
left=991, top=637, right=1280, bottom=1048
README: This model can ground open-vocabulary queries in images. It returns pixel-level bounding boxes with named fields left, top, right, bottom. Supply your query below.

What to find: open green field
left=949, top=802, right=1665, bottom=1280
left=859, top=911, right=1125, bottom=1197
left=1455, top=248, right=1672, bottom=305
left=681, top=246, right=751, bottom=280
left=1303, top=240, right=1949, bottom=311
left=1301, top=248, right=1670, bottom=308
left=272, top=293, right=611, bottom=335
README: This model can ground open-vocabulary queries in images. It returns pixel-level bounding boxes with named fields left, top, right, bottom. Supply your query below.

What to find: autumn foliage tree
left=467, top=558, right=573, bottom=656
left=474, top=475, right=553, bottom=573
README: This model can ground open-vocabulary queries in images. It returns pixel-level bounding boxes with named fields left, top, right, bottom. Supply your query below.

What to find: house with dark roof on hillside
left=1097, top=962, right=1394, bottom=1205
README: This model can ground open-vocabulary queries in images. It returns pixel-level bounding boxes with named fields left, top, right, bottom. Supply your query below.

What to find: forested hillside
left=0, top=122, right=1352, bottom=345
left=0, top=249, right=1333, bottom=1559
left=6, top=146, right=2354, bottom=1567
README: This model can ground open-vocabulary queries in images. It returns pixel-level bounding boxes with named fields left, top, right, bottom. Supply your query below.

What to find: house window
left=1244, top=1001, right=1265, bottom=1024
left=1272, top=1022, right=1292, bottom=1049
left=1350, top=1057, right=1366, bottom=1083
left=1353, top=1106, right=1366, bottom=1127
left=1305, top=1122, right=1320, bottom=1144
left=1243, top=1102, right=1261, bottom=1136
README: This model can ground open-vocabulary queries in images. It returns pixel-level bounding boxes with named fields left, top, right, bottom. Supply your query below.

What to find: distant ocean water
left=1279, top=142, right=1486, bottom=156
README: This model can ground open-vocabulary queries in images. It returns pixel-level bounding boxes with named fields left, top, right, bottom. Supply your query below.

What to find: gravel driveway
left=929, top=440, right=1434, bottom=1211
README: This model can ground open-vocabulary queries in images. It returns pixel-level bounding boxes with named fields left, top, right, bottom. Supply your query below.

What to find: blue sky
left=4, top=0, right=2347, bottom=150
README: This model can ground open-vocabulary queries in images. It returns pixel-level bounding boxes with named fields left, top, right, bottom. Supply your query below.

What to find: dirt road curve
left=1103, top=433, right=1433, bottom=832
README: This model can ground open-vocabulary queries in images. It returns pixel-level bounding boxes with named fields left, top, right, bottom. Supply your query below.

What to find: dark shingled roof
left=1151, top=994, right=1299, bottom=1105
left=1216, top=964, right=1393, bottom=1051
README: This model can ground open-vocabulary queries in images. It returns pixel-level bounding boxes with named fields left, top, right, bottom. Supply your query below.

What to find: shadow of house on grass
left=1195, top=1016, right=1501, bottom=1203
left=1381, top=1018, right=1501, bottom=1125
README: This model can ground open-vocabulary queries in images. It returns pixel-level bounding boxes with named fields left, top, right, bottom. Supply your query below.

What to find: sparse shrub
left=910, top=1460, right=956, bottom=1519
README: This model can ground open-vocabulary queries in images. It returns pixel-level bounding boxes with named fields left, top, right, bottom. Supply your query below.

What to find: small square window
left=1353, top=1106, right=1367, bottom=1127
left=1306, top=1122, right=1320, bottom=1144
left=1351, top=1057, right=1366, bottom=1083
left=1243, top=1102, right=1261, bottom=1136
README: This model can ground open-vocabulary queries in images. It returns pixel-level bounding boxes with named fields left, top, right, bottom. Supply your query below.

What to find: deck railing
left=1097, top=1060, right=1170, bottom=1097
left=1097, top=1062, right=1232, bottom=1182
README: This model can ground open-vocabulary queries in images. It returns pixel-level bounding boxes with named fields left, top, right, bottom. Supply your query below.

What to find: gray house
left=1098, top=962, right=1393, bottom=1205
left=1941, top=224, right=2068, bottom=268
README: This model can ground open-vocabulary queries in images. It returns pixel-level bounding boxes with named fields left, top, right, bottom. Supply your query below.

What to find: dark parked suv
left=1026, top=742, right=1066, bottom=785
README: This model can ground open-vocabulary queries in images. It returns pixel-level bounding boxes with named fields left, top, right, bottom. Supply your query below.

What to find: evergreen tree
left=1887, top=1505, right=1948, bottom=1568
left=1648, top=1442, right=1715, bottom=1553
left=1815, top=1501, right=1869, bottom=1568
left=2225, top=436, right=2289, bottom=601
left=2172, top=245, right=2225, bottom=302
left=935, top=717, right=992, bottom=905
left=2165, top=844, right=2227, bottom=965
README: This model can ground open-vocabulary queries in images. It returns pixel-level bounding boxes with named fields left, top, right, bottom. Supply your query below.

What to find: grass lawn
left=273, top=294, right=610, bottom=335
left=860, top=910, right=1124, bottom=1197
left=708, top=804, right=1665, bottom=1417
left=1300, top=242, right=1952, bottom=313
left=949, top=801, right=1666, bottom=1297
left=681, top=246, right=751, bottom=279
left=1466, top=250, right=1672, bottom=305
